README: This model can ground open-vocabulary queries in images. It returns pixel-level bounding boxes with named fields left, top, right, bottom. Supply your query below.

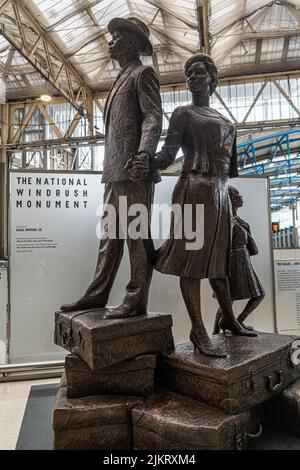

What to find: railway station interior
left=0, top=0, right=300, bottom=452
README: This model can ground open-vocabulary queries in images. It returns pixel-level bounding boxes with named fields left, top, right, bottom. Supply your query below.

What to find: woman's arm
left=229, top=130, right=239, bottom=178
left=152, top=106, right=187, bottom=170
left=127, top=106, right=186, bottom=179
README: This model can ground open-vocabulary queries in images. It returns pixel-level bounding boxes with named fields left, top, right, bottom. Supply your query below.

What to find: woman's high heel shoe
left=218, top=316, right=257, bottom=337
left=190, top=329, right=227, bottom=358
left=237, top=317, right=254, bottom=331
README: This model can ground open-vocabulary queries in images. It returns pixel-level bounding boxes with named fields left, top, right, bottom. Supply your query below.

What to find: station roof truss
left=0, top=0, right=300, bottom=103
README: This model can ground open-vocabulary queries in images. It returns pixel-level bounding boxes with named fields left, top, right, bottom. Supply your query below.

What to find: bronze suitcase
left=132, top=390, right=263, bottom=450
left=65, top=353, right=156, bottom=398
left=158, top=332, right=300, bottom=414
left=54, top=309, right=174, bottom=369
left=53, top=382, right=142, bottom=450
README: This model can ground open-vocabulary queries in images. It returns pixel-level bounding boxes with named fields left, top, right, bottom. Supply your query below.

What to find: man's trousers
left=80, top=180, right=155, bottom=311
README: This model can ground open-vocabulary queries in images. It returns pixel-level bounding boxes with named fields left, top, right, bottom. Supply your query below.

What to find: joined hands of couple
left=124, top=151, right=151, bottom=181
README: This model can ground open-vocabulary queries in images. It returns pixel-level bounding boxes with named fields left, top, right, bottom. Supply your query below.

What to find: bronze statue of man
left=61, top=17, right=162, bottom=319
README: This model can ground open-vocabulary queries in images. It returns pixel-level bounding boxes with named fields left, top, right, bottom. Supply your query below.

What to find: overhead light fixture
left=40, top=94, right=52, bottom=102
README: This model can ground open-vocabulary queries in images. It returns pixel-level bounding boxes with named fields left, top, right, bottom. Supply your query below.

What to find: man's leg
left=105, top=181, right=155, bottom=318
left=61, top=184, right=124, bottom=311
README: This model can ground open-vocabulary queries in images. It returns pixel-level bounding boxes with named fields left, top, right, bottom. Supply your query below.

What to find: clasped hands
left=124, top=152, right=151, bottom=181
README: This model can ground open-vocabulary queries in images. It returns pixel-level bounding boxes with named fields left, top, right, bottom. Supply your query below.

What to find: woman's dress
left=155, top=104, right=238, bottom=279
left=229, top=216, right=265, bottom=300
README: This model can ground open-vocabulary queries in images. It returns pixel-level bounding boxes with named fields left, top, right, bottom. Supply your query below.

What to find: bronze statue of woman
left=141, top=53, right=257, bottom=357
left=213, top=186, right=265, bottom=334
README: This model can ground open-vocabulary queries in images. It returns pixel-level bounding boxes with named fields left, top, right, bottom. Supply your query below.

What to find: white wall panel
left=9, top=172, right=274, bottom=363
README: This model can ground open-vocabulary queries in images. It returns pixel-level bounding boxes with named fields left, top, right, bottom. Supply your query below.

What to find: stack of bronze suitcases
left=53, top=308, right=300, bottom=450
left=53, top=309, right=174, bottom=450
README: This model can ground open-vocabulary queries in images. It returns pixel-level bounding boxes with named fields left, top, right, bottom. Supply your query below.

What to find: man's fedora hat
left=107, top=16, right=153, bottom=56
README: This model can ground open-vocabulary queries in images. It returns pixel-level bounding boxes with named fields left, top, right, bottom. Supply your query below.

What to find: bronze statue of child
left=213, top=186, right=265, bottom=334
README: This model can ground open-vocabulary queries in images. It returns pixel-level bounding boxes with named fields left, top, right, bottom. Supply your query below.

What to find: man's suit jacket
left=102, top=58, right=162, bottom=183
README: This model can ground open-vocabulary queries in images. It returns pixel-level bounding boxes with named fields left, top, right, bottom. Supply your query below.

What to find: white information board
left=0, top=261, right=8, bottom=364
left=9, top=171, right=104, bottom=363
left=9, top=172, right=275, bottom=363
left=274, top=260, right=300, bottom=335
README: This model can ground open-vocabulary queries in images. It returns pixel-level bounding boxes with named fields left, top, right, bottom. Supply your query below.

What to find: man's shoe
left=60, top=299, right=105, bottom=312
left=104, top=305, right=146, bottom=319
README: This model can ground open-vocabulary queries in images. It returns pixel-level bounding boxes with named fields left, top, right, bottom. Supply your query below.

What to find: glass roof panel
left=1, top=0, right=300, bottom=98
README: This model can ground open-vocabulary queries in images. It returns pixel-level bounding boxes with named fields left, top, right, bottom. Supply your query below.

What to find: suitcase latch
left=243, top=369, right=257, bottom=393
left=266, top=369, right=283, bottom=392
left=78, top=328, right=85, bottom=350
left=62, top=329, right=73, bottom=348
left=236, top=434, right=244, bottom=450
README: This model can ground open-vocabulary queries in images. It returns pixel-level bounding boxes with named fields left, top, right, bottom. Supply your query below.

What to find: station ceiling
left=0, top=0, right=300, bottom=100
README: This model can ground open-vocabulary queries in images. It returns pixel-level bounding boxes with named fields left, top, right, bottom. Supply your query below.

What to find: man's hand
left=125, top=152, right=150, bottom=181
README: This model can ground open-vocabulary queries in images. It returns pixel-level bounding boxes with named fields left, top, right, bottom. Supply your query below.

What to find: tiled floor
left=0, top=378, right=59, bottom=450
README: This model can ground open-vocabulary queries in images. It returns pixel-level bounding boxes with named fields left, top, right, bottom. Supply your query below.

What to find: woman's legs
left=213, top=302, right=254, bottom=333
left=237, top=294, right=265, bottom=329
left=180, top=276, right=226, bottom=357
left=180, top=277, right=204, bottom=331
left=212, top=307, right=222, bottom=334
left=210, top=277, right=257, bottom=337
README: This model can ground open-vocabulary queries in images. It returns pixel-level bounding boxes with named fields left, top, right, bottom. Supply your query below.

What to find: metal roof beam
left=196, top=0, right=209, bottom=53
left=255, top=39, right=262, bottom=65
left=215, top=28, right=299, bottom=66
left=150, top=23, right=196, bottom=54
left=273, top=79, right=300, bottom=117
left=214, top=2, right=272, bottom=36
left=125, top=0, right=135, bottom=15
left=282, top=36, right=290, bottom=63
left=242, top=80, right=269, bottom=123
left=0, top=0, right=94, bottom=128
left=65, top=30, right=106, bottom=58
left=147, top=0, right=198, bottom=29
left=283, top=0, right=300, bottom=23
left=45, top=0, right=104, bottom=32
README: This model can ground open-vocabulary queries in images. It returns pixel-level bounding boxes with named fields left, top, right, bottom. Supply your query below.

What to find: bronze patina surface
left=158, top=332, right=300, bottom=414
left=65, top=353, right=156, bottom=398
left=60, top=17, right=162, bottom=319
left=148, top=53, right=256, bottom=357
left=53, top=384, right=142, bottom=450
left=55, top=309, right=174, bottom=369
left=213, top=186, right=265, bottom=334
left=132, top=390, right=262, bottom=450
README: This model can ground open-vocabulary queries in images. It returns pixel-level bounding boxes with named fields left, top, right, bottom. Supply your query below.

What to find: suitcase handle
left=244, top=422, right=263, bottom=440
left=266, top=369, right=283, bottom=392
left=236, top=422, right=263, bottom=450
